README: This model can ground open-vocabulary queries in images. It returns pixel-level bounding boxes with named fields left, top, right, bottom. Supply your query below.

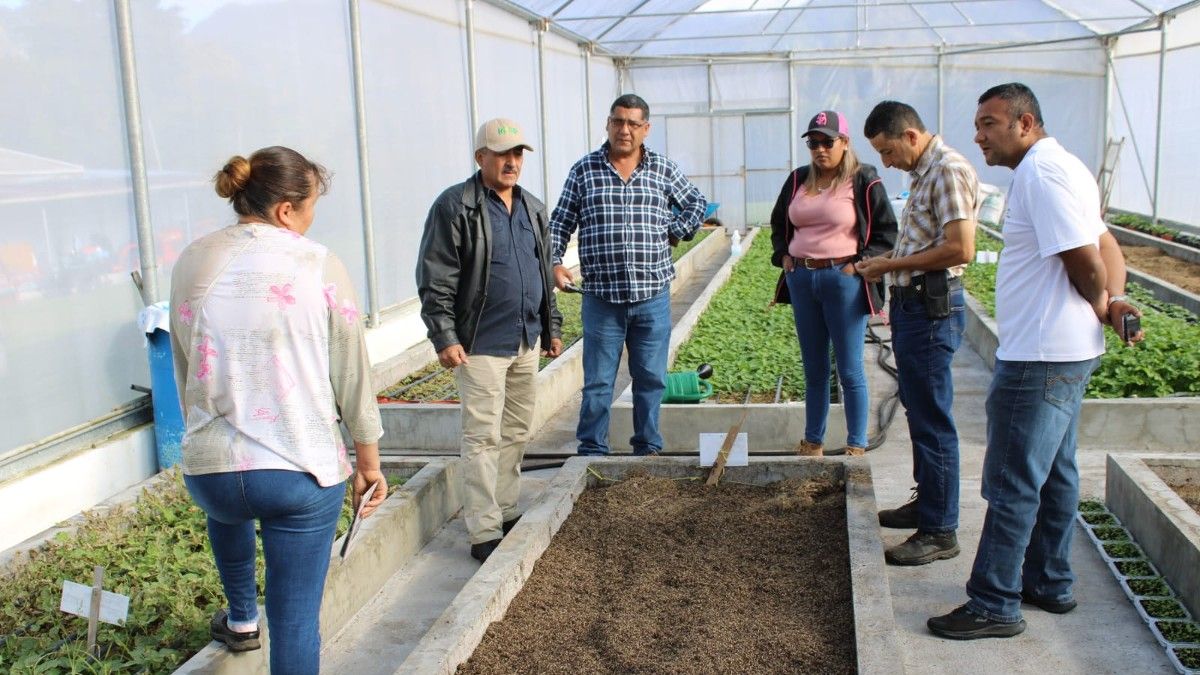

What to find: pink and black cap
left=802, top=110, right=849, bottom=139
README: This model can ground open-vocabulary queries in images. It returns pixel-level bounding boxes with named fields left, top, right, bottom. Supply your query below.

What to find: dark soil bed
left=459, top=472, right=855, bottom=674
left=1152, top=465, right=1200, bottom=516
left=1124, top=245, right=1200, bottom=295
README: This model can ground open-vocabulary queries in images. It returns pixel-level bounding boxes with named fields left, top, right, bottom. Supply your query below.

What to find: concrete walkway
left=327, top=238, right=1173, bottom=672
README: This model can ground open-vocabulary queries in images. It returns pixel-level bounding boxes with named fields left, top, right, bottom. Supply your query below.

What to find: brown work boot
left=885, top=530, right=959, bottom=566
left=845, top=446, right=866, bottom=456
left=795, top=439, right=823, bottom=456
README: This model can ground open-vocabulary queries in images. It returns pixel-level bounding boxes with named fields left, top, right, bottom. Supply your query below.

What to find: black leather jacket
left=769, top=163, right=899, bottom=314
left=416, top=173, right=562, bottom=353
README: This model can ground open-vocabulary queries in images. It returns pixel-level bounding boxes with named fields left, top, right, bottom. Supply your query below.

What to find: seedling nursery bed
left=400, top=457, right=899, bottom=674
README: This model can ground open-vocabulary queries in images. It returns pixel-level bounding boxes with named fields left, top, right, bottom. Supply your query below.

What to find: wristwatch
left=1107, top=294, right=1128, bottom=307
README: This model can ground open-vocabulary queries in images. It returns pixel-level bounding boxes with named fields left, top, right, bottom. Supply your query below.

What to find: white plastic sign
left=698, top=432, right=748, bottom=467
left=60, top=580, right=129, bottom=626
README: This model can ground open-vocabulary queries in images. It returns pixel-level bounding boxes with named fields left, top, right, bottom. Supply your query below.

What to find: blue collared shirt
left=473, top=185, right=542, bottom=356
left=550, top=143, right=706, bottom=303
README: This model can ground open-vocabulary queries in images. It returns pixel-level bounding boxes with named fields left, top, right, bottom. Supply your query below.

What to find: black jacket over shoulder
left=769, top=163, right=898, bottom=314
left=416, top=173, right=563, bottom=353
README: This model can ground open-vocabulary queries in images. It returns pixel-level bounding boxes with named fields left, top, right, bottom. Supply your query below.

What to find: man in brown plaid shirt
left=857, top=101, right=979, bottom=567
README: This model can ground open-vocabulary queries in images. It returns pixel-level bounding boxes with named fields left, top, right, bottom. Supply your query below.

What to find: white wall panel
left=360, top=0, right=472, bottom=307
left=0, top=1, right=147, bottom=453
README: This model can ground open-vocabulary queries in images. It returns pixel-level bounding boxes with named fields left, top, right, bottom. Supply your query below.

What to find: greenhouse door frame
left=660, top=108, right=792, bottom=231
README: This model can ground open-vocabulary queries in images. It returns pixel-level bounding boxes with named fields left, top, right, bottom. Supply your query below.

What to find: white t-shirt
left=995, top=137, right=1107, bottom=362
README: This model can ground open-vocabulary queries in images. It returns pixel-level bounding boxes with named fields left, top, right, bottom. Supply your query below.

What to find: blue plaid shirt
left=550, top=143, right=706, bottom=303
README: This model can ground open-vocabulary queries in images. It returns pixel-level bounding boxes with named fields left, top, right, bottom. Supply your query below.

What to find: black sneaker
left=470, top=538, right=501, bottom=562
left=210, top=609, right=261, bottom=652
left=502, top=516, right=520, bottom=535
left=928, top=605, right=1026, bottom=640
left=1021, top=591, right=1078, bottom=614
left=879, top=489, right=919, bottom=529
left=885, top=530, right=959, bottom=566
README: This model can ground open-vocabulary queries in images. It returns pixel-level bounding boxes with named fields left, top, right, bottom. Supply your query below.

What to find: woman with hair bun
left=170, top=146, right=384, bottom=675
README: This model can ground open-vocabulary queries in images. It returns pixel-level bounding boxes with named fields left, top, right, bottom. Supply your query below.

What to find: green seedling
left=1157, top=621, right=1200, bottom=644
left=1093, top=525, right=1130, bottom=542
left=1142, top=598, right=1188, bottom=619
left=1103, top=542, right=1142, bottom=559
left=1128, top=578, right=1171, bottom=597
left=1082, top=512, right=1117, bottom=525
left=1117, top=560, right=1156, bottom=577
left=1175, top=647, right=1200, bottom=669
left=1077, top=499, right=1106, bottom=512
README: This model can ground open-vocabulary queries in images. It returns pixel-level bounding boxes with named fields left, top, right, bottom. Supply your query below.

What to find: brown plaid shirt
left=890, top=135, right=979, bottom=287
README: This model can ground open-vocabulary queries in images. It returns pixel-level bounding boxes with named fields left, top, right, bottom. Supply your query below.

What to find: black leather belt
left=890, top=274, right=961, bottom=301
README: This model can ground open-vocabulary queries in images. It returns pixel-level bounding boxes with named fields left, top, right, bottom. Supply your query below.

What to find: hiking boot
left=878, top=489, right=919, bottom=529
left=795, top=439, right=823, bottom=457
left=470, top=538, right=501, bottom=562
left=210, top=609, right=261, bottom=652
left=927, top=605, right=1026, bottom=640
left=502, top=516, right=521, bottom=536
left=845, top=446, right=866, bottom=456
left=1021, top=591, right=1078, bottom=614
left=885, top=530, right=959, bottom=566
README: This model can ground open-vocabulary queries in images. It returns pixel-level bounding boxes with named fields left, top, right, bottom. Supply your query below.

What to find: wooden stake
left=86, top=566, right=104, bottom=658
left=707, top=389, right=752, bottom=486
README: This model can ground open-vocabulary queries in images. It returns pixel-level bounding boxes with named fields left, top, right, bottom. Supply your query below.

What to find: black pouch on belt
left=922, top=270, right=952, bottom=319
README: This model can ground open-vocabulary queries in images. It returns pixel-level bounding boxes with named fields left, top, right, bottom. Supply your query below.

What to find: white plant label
left=60, top=580, right=129, bottom=626
left=698, top=432, right=748, bottom=467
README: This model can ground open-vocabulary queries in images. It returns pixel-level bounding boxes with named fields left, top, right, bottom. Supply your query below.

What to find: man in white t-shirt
left=928, top=83, right=1145, bottom=640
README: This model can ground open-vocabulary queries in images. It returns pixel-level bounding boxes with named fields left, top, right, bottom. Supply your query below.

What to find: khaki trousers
left=455, top=344, right=538, bottom=543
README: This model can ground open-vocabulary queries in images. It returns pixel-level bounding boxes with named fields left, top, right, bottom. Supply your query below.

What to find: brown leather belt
left=795, top=255, right=855, bottom=270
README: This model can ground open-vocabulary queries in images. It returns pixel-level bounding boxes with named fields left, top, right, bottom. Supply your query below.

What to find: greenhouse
left=2, top=0, right=1200, bottom=673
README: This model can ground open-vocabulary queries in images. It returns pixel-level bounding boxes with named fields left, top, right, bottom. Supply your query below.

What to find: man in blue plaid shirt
left=550, top=94, right=707, bottom=456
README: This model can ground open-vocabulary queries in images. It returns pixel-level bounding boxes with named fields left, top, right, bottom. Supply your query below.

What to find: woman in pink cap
left=769, top=110, right=898, bottom=456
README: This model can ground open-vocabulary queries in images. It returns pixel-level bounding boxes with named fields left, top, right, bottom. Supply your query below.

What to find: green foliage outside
left=0, top=470, right=405, bottom=674
left=380, top=230, right=711, bottom=403
left=673, top=232, right=808, bottom=402
left=963, top=230, right=1200, bottom=399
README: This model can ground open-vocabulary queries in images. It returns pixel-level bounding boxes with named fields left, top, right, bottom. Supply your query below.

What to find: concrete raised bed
left=378, top=228, right=729, bottom=451
left=1109, top=222, right=1200, bottom=266
left=1106, top=453, right=1200, bottom=621
left=397, top=455, right=900, bottom=675
left=175, top=457, right=463, bottom=674
left=962, top=289, right=1200, bottom=450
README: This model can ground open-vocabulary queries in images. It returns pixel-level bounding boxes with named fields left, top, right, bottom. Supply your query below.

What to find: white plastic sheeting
left=0, top=0, right=617, bottom=457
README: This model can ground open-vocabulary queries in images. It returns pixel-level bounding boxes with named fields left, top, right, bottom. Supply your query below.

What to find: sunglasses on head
left=806, top=137, right=837, bottom=150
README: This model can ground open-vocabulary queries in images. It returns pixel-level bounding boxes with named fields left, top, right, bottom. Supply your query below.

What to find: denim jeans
left=965, top=357, right=1099, bottom=623
left=184, top=469, right=344, bottom=675
left=578, top=287, right=671, bottom=455
left=784, top=265, right=870, bottom=448
left=890, top=287, right=965, bottom=533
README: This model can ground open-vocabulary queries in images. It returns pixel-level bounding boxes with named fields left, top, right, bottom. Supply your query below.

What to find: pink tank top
left=786, top=179, right=858, bottom=260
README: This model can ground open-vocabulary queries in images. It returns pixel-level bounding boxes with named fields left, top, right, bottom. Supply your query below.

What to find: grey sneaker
left=885, top=530, right=959, bottom=566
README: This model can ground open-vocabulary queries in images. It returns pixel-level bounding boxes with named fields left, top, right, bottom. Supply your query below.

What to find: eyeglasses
left=806, top=137, right=837, bottom=150
left=608, top=117, right=648, bottom=131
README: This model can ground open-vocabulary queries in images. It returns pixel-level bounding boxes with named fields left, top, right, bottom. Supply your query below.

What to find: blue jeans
left=965, top=357, right=1099, bottom=623
left=578, top=287, right=671, bottom=455
left=890, top=288, right=965, bottom=533
left=184, top=470, right=344, bottom=675
left=785, top=266, right=869, bottom=447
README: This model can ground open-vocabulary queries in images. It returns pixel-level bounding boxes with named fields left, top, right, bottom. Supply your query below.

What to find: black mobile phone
left=1122, top=313, right=1141, bottom=342
left=562, top=283, right=583, bottom=294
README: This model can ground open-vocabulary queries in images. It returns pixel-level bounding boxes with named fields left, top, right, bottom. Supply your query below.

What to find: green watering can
left=661, top=364, right=714, bottom=403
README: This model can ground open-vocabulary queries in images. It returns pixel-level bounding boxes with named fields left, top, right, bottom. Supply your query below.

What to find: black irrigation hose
left=803, top=322, right=901, bottom=457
